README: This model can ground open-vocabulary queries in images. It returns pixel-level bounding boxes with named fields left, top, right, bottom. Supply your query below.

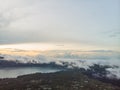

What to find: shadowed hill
left=0, top=70, right=120, bottom=90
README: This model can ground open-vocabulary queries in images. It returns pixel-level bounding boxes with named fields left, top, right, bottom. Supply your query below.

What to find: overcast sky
left=0, top=0, right=119, bottom=50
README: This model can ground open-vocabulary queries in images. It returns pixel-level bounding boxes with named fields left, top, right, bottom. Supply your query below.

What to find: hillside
left=0, top=70, right=120, bottom=90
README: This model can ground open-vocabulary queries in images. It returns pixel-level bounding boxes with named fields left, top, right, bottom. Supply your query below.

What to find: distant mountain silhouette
left=0, top=60, right=67, bottom=69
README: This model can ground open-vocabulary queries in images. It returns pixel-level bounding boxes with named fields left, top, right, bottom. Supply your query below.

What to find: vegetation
left=0, top=69, right=120, bottom=90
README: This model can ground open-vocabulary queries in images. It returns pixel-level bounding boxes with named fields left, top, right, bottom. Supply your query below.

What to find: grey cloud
left=0, top=8, right=28, bottom=28
left=87, top=50, right=113, bottom=52
left=56, top=45, right=64, bottom=47
left=0, top=29, right=70, bottom=44
left=0, top=8, right=15, bottom=28
left=0, top=0, right=119, bottom=50
left=104, top=29, right=120, bottom=38
left=0, top=8, right=32, bottom=44
left=0, top=12, right=10, bottom=28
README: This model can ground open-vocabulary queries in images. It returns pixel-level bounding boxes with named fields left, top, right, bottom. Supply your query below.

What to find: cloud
left=0, top=0, right=119, bottom=52
left=0, top=10, right=10, bottom=28
left=87, top=50, right=113, bottom=52
left=0, top=8, right=30, bottom=28
left=1, top=50, right=120, bottom=78
left=104, top=29, right=120, bottom=38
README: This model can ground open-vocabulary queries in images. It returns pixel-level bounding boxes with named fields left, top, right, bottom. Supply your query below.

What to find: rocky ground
left=0, top=70, right=120, bottom=90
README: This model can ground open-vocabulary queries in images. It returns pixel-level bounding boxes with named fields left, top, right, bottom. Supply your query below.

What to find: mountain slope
left=0, top=70, right=120, bottom=90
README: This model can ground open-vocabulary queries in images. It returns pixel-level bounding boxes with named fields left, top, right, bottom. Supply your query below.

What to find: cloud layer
left=1, top=50, right=120, bottom=78
left=0, top=0, right=119, bottom=51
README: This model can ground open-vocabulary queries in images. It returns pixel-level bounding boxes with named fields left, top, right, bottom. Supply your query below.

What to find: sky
left=0, top=0, right=119, bottom=51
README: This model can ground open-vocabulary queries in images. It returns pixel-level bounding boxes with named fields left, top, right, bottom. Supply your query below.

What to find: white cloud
left=0, top=0, right=119, bottom=51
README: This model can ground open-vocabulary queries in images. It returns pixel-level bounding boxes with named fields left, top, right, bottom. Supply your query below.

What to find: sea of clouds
left=0, top=50, right=120, bottom=79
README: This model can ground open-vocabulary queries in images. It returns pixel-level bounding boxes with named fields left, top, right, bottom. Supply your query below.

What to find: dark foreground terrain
left=0, top=70, right=120, bottom=90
